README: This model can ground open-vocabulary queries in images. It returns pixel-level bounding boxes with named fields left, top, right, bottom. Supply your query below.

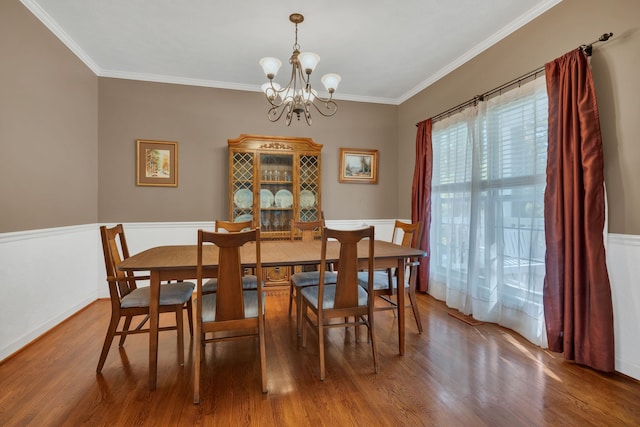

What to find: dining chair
left=301, top=226, right=379, bottom=380
left=97, top=224, right=194, bottom=373
left=357, top=220, right=423, bottom=333
left=194, top=228, right=267, bottom=404
left=288, top=219, right=338, bottom=337
left=202, top=219, right=257, bottom=294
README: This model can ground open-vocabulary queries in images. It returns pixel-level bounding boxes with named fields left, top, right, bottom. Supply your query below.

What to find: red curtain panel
left=544, top=48, right=615, bottom=372
left=412, top=119, right=433, bottom=293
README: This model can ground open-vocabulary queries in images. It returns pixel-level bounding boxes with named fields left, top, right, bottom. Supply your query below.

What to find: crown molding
left=397, top=0, right=563, bottom=103
left=20, top=0, right=101, bottom=75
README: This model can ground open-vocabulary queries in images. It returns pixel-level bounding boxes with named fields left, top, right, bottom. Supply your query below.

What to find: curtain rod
left=417, top=32, right=613, bottom=126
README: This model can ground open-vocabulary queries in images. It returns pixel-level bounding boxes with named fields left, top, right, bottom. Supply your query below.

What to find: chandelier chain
left=293, top=22, right=300, bottom=52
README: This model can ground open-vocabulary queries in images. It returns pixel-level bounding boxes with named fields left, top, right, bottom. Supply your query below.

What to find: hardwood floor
left=1, top=293, right=639, bottom=426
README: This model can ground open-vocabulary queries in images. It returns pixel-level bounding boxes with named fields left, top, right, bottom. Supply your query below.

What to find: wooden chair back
left=197, top=228, right=262, bottom=321
left=100, top=224, right=139, bottom=302
left=321, top=226, right=375, bottom=310
left=290, top=219, right=324, bottom=242
left=391, top=220, right=422, bottom=276
left=392, top=220, right=422, bottom=249
left=215, top=219, right=253, bottom=233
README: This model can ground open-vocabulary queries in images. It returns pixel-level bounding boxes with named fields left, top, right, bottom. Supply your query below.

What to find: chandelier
left=259, top=13, right=341, bottom=126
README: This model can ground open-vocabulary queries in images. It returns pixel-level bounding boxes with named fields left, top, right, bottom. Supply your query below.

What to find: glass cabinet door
left=259, top=153, right=293, bottom=235
left=299, top=154, right=320, bottom=222
left=230, top=151, right=255, bottom=223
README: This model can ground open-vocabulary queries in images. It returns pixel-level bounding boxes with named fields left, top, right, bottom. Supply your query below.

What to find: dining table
left=117, top=238, right=426, bottom=390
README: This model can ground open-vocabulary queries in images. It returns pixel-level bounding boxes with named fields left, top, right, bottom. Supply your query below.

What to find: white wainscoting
left=0, top=219, right=398, bottom=362
left=607, top=233, right=640, bottom=380
left=0, top=224, right=99, bottom=361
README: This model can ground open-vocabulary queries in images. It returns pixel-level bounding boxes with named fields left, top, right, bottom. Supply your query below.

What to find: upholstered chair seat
left=121, top=282, right=194, bottom=309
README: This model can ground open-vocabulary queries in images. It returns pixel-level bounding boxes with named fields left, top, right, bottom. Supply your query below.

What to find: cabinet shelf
left=261, top=181, right=293, bottom=185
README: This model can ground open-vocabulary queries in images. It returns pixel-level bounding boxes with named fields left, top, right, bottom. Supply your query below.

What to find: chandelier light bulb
left=297, top=52, right=320, bottom=74
left=259, top=57, right=282, bottom=79
left=321, top=73, right=341, bottom=93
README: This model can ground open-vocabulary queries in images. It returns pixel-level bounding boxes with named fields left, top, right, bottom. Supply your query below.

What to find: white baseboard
left=1, top=295, right=96, bottom=361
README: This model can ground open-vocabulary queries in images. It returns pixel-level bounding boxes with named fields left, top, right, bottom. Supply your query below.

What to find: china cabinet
left=228, top=134, right=323, bottom=288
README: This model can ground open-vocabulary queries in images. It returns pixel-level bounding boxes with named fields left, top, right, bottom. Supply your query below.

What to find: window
left=429, top=76, right=548, bottom=346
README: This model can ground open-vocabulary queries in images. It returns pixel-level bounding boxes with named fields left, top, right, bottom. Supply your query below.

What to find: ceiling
left=22, top=0, right=561, bottom=105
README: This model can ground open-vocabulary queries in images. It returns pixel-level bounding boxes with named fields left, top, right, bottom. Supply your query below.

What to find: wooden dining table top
left=118, top=239, right=426, bottom=272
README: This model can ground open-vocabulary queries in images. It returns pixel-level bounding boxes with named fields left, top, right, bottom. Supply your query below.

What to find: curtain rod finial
left=581, top=32, right=613, bottom=56
left=599, top=32, right=613, bottom=42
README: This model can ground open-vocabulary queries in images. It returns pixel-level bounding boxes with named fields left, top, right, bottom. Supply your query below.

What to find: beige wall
left=397, top=0, right=640, bottom=234
left=98, top=78, right=398, bottom=223
left=0, top=1, right=98, bottom=233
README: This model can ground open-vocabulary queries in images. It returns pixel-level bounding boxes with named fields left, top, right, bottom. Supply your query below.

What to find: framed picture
left=339, top=148, right=379, bottom=184
left=136, top=140, right=178, bottom=187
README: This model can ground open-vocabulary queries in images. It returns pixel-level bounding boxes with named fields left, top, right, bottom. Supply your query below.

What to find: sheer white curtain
left=429, top=76, right=548, bottom=346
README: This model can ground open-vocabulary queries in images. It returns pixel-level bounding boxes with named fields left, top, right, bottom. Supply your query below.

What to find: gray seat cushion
left=291, top=271, right=337, bottom=287
left=121, top=281, right=194, bottom=308
left=202, top=275, right=258, bottom=293
left=200, top=290, right=264, bottom=322
left=301, top=284, right=368, bottom=309
left=357, top=271, right=409, bottom=291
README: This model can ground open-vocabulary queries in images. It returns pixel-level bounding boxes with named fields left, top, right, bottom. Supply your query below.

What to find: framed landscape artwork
left=136, top=139, right=178, bottom=187
left=339, top=148, right=378, bottom=184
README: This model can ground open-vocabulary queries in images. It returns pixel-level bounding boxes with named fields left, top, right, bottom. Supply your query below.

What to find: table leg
left=149, top=270, right=160, bottom=390
left=396, top=258, right=405, bottom=355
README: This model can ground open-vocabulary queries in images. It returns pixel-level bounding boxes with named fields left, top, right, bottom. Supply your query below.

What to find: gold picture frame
left=136, top=140, right=178, bottom=187
left=339, top=148, right=378, bottom=184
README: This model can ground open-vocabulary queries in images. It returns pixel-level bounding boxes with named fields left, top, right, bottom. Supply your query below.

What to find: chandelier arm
left=285, top=103, right=293, bottom=126
left=268, top=61, right=298, bottom=106
left=307, top=99, right=338, bottom=117
left=264, top=88, right=282, bottom=108
left=267, top=104, right=288, bottom=122
left=294, top=62, right=304, bottom=94
left=311, top=92, right=334, bottom=103
left=287, top=57, right=300, bottom=92
left=302, top=101, right=312, bottom=125
left=295, top=59, right=311, bottom=88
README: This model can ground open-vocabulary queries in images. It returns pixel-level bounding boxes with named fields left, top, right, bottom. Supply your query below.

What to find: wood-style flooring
left=1, top=292, right=639, bottom=426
